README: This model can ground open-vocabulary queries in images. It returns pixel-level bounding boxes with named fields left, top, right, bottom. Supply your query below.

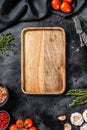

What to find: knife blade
left=73, top=16, right=87, bottom=47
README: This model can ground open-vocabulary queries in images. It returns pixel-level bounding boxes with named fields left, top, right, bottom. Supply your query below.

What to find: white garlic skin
left=80, top=123, right=87, bottom=130
left=70, top=112, right=84, bottom=126
left=83, top=109, right=87, bottom=122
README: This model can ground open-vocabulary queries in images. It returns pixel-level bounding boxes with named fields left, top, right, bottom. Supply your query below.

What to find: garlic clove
left=58, top=115, right=66, bottom=121
left=64, top=123, right=72, bottom=130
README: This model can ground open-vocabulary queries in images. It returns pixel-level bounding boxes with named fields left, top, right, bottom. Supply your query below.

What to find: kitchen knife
left=73, top=16, right=87, bottom=47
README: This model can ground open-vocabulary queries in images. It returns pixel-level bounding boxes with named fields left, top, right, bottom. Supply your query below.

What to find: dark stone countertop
left=0, top=3, right=87, bottom=130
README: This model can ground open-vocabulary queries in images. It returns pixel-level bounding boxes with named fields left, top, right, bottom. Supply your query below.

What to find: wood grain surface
left=21, top=27, right=66, bottom=94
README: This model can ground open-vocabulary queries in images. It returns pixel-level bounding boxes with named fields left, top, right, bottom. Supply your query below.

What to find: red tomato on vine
left=51, top=0, right=60, bottom=10
left=60, top=1, right=72, bottom=13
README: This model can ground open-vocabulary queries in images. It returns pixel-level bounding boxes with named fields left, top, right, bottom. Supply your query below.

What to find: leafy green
left=0, top=32, right=15, bottom=56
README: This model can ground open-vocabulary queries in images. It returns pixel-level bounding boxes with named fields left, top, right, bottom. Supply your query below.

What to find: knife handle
left=81, top=32, right=87, bottom=46
left=79, top=34, right=84, bottom=47
left=73, top=16, right=83, bottom=34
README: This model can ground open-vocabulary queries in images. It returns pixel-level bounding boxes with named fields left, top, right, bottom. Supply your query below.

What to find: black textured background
left=0, top=2, right=87, bottom=130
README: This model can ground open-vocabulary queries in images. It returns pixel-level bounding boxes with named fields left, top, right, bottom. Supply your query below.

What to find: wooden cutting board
left=21, top=27, right=66, bottom=94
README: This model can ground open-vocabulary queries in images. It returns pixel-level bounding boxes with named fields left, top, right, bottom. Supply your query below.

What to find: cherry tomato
left=60, top=2, right=72, bottom=13
left=24, top=118, right=33, bottom=128
left=9, top=124, right=18, bottom=130
left=21, top=128, right=27, bottom=130
left=29, top=126, right=37, bottom=130
left=63, top=0, right=73, bottom=3
left=16, top=119, right=24, bottom=128
left=51, top=0, right=60, bottom=11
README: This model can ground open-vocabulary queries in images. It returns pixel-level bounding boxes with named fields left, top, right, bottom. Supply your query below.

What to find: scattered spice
left=0, top=32, right=14, bottom=56
left=58, top=115, right=66, bottom=121
left=66, top=89, right=87, bottom=106
left=0, top=85, right=7, bottom=104
left=0, top=111, right=9, bottom=129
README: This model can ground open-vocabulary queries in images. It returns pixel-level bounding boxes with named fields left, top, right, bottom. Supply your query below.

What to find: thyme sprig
left=0, top=32, right=15, bottom=56
left=66, top=89, right=87, bottom=106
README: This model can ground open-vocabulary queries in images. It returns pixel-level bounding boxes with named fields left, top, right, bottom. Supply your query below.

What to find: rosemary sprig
left=66, top=89, right=87, bottom=106
left=69, top=95, right=87, bottom=106
left=66, top=89, right=87, bottom=96
left=0, top=32, right=15, bottom=56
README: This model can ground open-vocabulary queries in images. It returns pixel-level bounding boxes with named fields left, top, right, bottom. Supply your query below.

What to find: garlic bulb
left=80, top=123, right=87, bottom=130
left=83, top=109, right=87, bottom=122
left=70, top=112, right=84, bottom=126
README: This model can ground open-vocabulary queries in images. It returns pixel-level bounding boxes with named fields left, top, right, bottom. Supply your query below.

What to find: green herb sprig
left=0, top=32, right=15, bottom=56
left=66, top=89, right=87, bottom=106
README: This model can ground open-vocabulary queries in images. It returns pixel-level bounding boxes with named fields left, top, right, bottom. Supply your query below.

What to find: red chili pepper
left=0, top=112, right=9, bottom=129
